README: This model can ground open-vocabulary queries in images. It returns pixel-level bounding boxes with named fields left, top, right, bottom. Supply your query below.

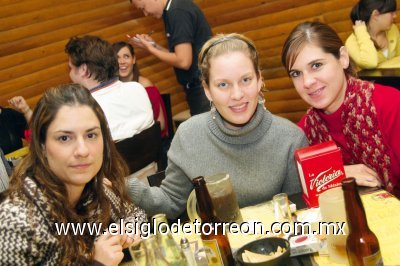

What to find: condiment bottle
left=192, top=176, right=234, bottom=266
left=342, top=177, right=383, bottom=266
left=180, top=237, right=196, bottom=266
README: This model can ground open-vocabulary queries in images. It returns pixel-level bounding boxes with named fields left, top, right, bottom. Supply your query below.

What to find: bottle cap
left=180, top=237, right=189, bottom=248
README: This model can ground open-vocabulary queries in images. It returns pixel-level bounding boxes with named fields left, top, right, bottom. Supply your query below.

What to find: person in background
left=112, top=41, right=171, bottom=170
left=65, top=35, right=154, bottom=142
left=127, top=33, right=308, bottom=219
left=129, top=0, right=211, bottom=116
left=112, top=41, right=168, bottom=138
left=8, top=96, right=33, bottom=142
left=345, top=0, right=399, bottom=69
left=0, top=105, right=28, bottom=155
left=282, top=21, right=400, bottom=197
left=0, top=84, right=146, bottom=265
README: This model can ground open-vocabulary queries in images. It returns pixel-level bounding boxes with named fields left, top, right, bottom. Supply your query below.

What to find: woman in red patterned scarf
left=282, top=21, right=400, bottom=198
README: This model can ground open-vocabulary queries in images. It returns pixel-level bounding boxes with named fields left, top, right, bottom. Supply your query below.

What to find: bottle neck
left=192, top=176, right=219, bottom=223
left=152, top=214, right=170, bottom=235
left=342, top=179, right=370, bottom=232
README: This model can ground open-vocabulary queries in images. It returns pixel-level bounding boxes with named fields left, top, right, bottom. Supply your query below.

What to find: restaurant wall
left=1, top=0, right=389, bottom=122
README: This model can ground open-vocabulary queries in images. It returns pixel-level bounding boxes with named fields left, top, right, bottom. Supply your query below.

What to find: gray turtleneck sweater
left=127, top=105, right=308, bottom=218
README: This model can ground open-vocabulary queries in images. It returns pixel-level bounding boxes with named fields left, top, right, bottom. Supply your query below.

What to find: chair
left=115, top=122, right=162, bottom=175
left=0, top=148, right=11, bottom=193
left=172, top=109, right=191, bottom=130
left=147, top=170, right=166, bottom=187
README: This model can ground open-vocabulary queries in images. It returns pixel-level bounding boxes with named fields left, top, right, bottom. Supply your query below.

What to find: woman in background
left=345, top=0, right=399, bottom=69
left=126, top=33, right=308, bottom=219
left=0, top=84, right=146, bottom=265
left=282, top=21, right=400, bottom=197
left=112, top=41, right=168, bottom=138
left=113, top=41, right=170, bottom=170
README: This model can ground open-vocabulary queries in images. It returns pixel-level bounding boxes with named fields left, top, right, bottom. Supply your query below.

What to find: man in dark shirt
left=130, top=0, right=212, bottom=116
left=0, top=107, right=27, bottom=155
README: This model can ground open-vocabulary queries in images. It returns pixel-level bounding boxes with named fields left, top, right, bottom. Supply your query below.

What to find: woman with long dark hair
left=0, top=84, right=146, bottom=265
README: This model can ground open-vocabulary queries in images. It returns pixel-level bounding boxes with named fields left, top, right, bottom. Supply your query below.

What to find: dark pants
left=184, top=80, right=210, bottom=116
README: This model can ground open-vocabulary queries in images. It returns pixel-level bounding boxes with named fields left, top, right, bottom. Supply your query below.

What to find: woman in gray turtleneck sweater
left=127, top=33, right=308, bottom=219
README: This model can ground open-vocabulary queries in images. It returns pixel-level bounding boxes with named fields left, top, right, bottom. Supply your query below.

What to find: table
left=121, top=189, right=400, bottom=265
left=358, top=68, right=400, bottom=89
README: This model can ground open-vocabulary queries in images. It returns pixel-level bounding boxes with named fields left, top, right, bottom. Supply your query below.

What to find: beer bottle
left=192, top=176, right=234, bottom=266
left=152, top=213, right=187, bottom=266
left=342, top=177, right=383, bottom=266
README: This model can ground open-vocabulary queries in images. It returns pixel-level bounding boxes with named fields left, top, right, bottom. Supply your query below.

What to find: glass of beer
left=187, top=173, right=243, bottom=224
left=318, top=187, right=349, bottom=264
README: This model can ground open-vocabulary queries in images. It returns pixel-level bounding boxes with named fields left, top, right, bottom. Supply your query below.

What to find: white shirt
left=91, top=80, right=154, bottom=141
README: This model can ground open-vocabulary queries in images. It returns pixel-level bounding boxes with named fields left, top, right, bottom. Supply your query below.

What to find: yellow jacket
left=345, top=24, right=400, bottom=69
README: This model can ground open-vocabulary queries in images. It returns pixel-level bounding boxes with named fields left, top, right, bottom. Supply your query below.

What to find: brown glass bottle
left=192, top=176, right=234, bottom=266
left=342, top=177, right=383, bottom=266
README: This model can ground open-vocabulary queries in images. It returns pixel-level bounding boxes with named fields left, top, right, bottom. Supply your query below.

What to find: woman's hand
left=353, top=20, right=366, bottom=29
left=344, top=164, right=382, bottom=187
left=353, top=20, right=367, bottom=32
left=120, top=231, right=141, bottom=249
left=119, top=223, right=141, bottom=249
left=94, top=233, right=124, bottom=266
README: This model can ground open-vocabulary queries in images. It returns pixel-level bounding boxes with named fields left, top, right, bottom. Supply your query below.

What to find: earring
left=210, top=101, right=216, bottom=120
left=261, top=82, right=269, bottom=92
left=258, top=91, right=266, bottom=110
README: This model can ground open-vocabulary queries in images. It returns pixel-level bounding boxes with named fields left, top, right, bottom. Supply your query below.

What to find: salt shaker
left=180, top=237, right=197, bottom=266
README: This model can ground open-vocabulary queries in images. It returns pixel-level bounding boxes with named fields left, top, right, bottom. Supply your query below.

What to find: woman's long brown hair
left=4, top=84, right=130, bottom=264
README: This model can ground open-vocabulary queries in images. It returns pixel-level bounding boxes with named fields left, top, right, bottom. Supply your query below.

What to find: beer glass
left=129, top=236, right=169, bottom=266
left=187, top=173, right=243, bottom=223
left=318, top=187, right=349, bottom=264
left=272, top=193, right=292, bottom=236
left=273, top=193, right=292, bottom=223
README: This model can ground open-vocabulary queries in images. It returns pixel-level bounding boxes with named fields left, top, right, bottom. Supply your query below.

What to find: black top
left=163, top=0, right=212, bottom=86
left=0, top=107, right=27, bottom=154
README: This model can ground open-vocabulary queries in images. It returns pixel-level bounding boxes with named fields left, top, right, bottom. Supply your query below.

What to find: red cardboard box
left=294, top=141, right=346, bottom=208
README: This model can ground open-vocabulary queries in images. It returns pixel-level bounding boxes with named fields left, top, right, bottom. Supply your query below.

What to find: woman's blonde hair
left=198, top=33, right=261, bottom=86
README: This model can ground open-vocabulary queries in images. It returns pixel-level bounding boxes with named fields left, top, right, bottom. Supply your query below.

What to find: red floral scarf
left=303, top=78, right=393, bottom=192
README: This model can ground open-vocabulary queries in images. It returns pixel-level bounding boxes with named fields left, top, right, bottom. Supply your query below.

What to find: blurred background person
left=0, top=104, right=28, bottom=155
left=0, top=84, right=146, bottom=265
left=282, top=21, right=400, bottom=197
left=113, top=41, right=171, bottom=170
left=65, top=35, right=154, bottom=142
left=126, top=33, right=307, bottom=219
left=129, top=0, right=212, bottom=116
left=346, top=0, right=400, bottom=69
